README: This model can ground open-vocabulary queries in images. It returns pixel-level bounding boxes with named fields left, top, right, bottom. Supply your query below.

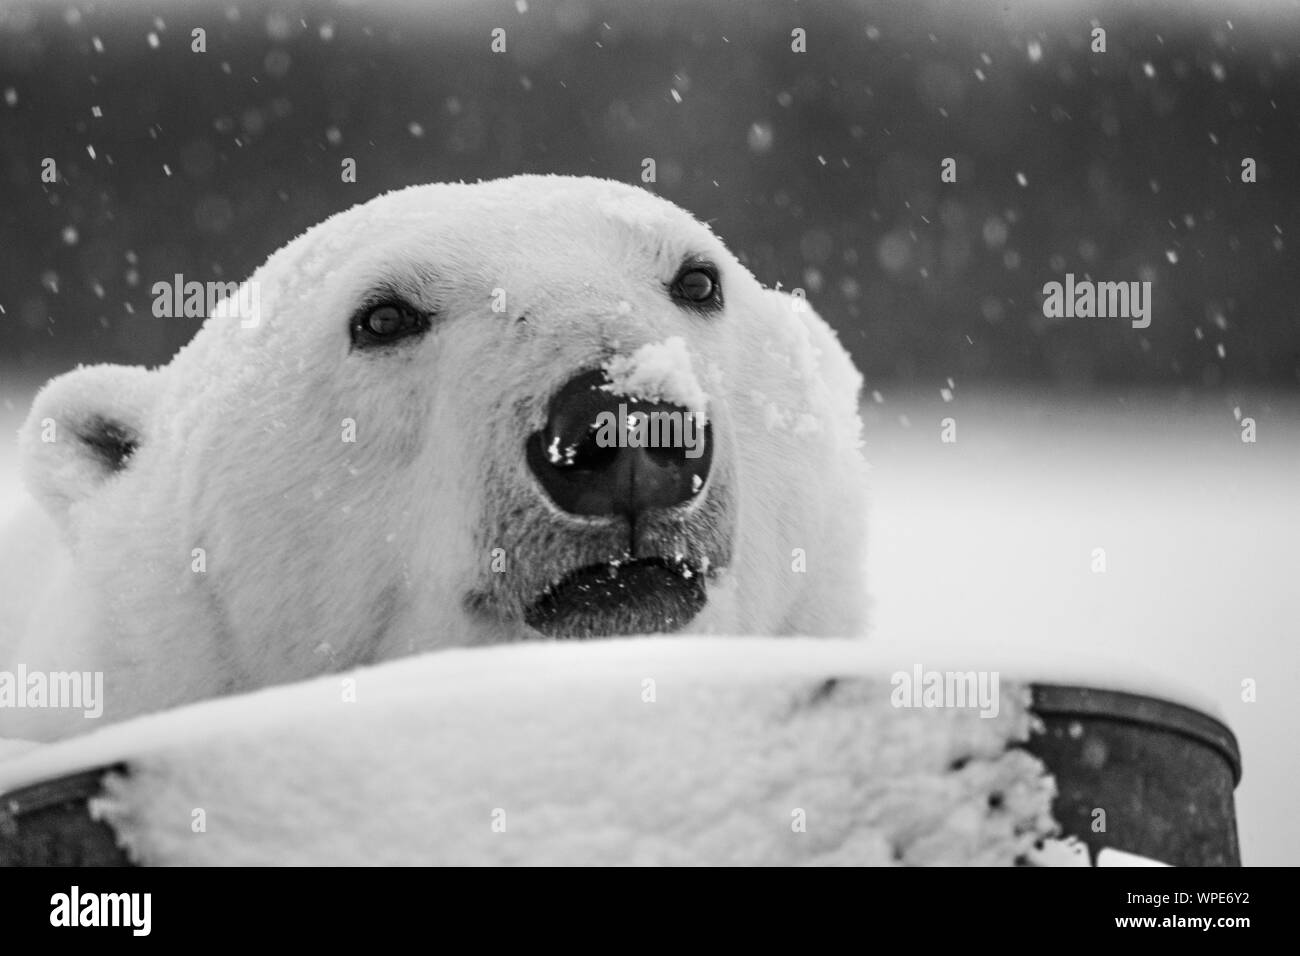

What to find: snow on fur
left=601, top=336, right=710, bottom=417
left=0, top=176, right=870, bottom=739
left=0, top=638, right=1058, bottom=866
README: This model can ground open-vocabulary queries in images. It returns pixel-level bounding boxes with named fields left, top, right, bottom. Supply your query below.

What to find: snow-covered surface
left=1025, top=837, right=1172, bottom=867
left=1096, top=847, right=1171, bottom=867
left=0, top=737, right=37, bottom=761
left=0, top=384, right=1294, bottom=864
left=0, top=638, right=1053, bottom=866
left=602, top=336, right=710, bottom=416
left=1024, top=835, right=1091, bottom=867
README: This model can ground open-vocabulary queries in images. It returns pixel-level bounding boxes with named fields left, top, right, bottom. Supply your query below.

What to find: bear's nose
left=527, top=370, right=712, bottom=517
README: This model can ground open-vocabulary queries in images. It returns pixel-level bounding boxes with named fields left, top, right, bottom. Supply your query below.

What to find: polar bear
left=0, top=175, right=866, bottom=740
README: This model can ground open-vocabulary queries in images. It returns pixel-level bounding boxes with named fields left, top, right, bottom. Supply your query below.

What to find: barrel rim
left=1030, top=683, right=1241, bottom=785
left=0, top=765, right=122, bottom=819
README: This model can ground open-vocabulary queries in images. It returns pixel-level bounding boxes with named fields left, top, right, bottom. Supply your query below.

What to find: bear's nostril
left=527, top=369, right=712, bottom=518
left=544, top=428, right=619, bottom=472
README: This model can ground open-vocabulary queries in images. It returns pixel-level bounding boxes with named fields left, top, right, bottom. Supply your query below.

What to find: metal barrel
left=0, top=765, right=129, bottom=866
left=1024, top=684, right=1242, bottom=867
left=1, top=684, right=1243, bottom=867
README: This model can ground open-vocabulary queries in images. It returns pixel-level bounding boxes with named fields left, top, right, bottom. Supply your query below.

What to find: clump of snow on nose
left=546, top=435, right=577, bottom=466
left=602, top=337, right=709, bottom=420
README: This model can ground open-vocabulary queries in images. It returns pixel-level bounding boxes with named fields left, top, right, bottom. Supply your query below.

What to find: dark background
left=1, top=0, right=1297, bottom=390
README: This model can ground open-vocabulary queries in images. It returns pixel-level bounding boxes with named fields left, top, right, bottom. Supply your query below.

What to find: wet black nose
left=527, top=369, right=712, bottom=517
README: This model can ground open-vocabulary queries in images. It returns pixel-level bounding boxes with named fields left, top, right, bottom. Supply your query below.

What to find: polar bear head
left=17, top=176, right=866, bottom=721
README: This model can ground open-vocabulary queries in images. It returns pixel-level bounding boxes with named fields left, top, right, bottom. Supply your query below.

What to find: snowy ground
left=863, top=388, right=1300, bottom=867
left=0, top=381, right=1294, bottom=865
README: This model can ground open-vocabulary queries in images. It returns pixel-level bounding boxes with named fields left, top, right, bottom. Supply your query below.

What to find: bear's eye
left=669, top=261, right=722, bottom=312
left=351, top=301, right=430, bottom=349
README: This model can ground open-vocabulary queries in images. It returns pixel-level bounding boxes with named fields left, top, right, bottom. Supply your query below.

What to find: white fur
left=0, top=176, right=867, bottom=739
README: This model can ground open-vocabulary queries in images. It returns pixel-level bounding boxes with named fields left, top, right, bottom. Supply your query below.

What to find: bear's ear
left=18, top=364, right=160, bottom=532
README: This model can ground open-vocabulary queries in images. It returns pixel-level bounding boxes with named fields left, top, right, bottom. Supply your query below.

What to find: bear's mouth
left=523, top=557, right=707, bottom=639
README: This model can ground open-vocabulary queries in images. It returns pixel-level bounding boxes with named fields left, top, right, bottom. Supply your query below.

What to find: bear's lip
left=522, top=557, right=707, bottom=639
